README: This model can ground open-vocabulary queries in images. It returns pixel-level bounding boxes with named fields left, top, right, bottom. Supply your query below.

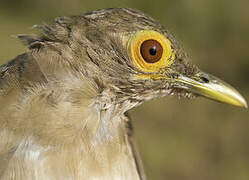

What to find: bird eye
left=140, top=39, right=163, bottom=63
left=129, top=30, right=175, bottom=72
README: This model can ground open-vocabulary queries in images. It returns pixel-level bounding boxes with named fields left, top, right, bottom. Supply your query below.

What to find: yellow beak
left=175, top=72, right=247, bottom=108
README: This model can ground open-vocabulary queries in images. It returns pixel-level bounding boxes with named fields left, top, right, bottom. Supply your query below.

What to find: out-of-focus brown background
left=0, top=0, right=248, bottom=179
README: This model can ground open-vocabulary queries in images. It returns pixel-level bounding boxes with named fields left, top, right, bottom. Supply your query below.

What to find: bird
left=0, top=8, right=247, bottom=180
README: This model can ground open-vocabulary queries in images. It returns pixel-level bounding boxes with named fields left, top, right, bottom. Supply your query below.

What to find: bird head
left=21, top=8, right=247, bottom=109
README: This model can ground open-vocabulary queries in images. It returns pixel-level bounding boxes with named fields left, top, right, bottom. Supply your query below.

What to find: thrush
left=0, top=8, right=247, bottom=180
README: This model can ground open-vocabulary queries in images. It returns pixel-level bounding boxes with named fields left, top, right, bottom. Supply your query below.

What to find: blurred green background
left=0, top=0, right=248, bottom=179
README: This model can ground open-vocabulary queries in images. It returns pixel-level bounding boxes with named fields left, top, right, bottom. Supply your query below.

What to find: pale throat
left=91, top=95, right=139, bottom=145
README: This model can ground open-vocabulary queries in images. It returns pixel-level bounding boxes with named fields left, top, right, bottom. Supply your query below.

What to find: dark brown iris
left=140, top=39, right=163, bottom=63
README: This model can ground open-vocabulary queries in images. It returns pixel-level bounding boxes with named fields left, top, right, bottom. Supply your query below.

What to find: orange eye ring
left=129, top=30, right=175, bottom=72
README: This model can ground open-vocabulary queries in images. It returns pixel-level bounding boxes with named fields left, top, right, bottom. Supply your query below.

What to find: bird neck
left=0, top=50, right=142, bottom=179
left=1, top=83, right=141, bottom=179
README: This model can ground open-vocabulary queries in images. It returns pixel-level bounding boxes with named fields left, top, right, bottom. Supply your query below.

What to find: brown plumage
left=0, top=8, right=246, bottom=179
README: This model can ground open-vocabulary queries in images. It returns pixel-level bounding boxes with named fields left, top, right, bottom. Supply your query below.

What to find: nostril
left=200, top=76, right=209, bottom=83
left=171, top=73, right=179, bottom=79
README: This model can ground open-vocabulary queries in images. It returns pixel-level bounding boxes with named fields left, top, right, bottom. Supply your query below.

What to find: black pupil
left=149, top=46, right=157, bottom=56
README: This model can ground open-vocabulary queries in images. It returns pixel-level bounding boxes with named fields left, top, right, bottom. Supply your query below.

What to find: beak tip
left=242, top=100, right=248, bottom=109
left=235, top=94, right=247, bottom=108
left=223, top=91, right=247, bottom=109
